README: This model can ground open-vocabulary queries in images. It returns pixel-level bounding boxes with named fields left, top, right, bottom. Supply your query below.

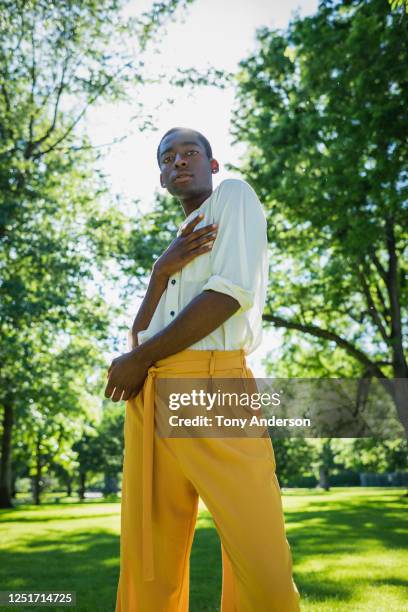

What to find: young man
left=105, top=127, right=300, bottom=611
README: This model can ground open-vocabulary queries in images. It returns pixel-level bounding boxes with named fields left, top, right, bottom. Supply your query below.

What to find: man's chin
left=170, top=183, right=199, bottom=197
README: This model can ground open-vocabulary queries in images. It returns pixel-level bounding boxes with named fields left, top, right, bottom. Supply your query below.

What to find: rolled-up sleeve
left=202, top=179, right=267, bottom=313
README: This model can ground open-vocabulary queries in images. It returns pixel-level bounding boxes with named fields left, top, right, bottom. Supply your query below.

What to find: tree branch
left=43, top=134, right=128, bottom=154
left=357, top=263, right=390, bottom=344
left=385, top=218, right=408, bottom=377
left=28, top=21, right=37, bottom=146
left=369, top=248, right=388, bottom=287
left=373, top=276, right=390, bottom=318
left=262, top=312, right=388, bottom=378
left=25, top=51, right=72, bottom=158
left=32, top=61, right=133, bottom=160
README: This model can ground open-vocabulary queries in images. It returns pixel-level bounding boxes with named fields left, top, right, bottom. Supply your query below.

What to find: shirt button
left=171, top=279, right=176, bottom=285
left=170, top=310, right=175, bottom=316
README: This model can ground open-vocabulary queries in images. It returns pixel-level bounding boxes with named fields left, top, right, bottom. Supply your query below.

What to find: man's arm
left=141, top=289, right=239, bottom=362
left=129, top=271, right=168, bottom=349
left=128, top=214, right=217, bottom=349
left=105, top=290, right=239, bottom=402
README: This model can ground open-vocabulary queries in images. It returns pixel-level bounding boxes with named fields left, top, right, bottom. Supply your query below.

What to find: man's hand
left=153, top=213, right=217, bottom=280
left=104, top=348, right=152, bottom=402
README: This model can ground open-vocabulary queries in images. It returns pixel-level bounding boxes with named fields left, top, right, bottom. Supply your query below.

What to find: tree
left=96, top=403, right=125, bottom=496
left=313, top=439, right=335, bottom=490
left=333, top=437, right=408, bottom=473
left=271, top=438, right=314, bottom=487
left=73, top=429, right=100, bottom=500
left=122, top=193, right=185, bottom=292
left=231, top=0, right=408, bottom=433
left=0, top=0, right=191, bottom=508
left=388, top=0, right=408, bottom=13
left=11, top=332, right=105, bottom=504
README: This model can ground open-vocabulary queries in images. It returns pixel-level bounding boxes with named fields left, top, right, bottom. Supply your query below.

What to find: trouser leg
left=173, top=436, right=300, bottom=612
left=116, top=393, right=199, bottom=612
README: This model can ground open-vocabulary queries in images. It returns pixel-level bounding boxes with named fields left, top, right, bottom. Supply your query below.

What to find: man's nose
left=174, top=154, right=188, bottom=168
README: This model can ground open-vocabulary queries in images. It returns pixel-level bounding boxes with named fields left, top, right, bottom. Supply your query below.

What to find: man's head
left=157, top=127, right=219, bottom=199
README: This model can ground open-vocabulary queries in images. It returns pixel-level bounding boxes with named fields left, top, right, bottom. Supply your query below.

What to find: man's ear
left=210, top=159, right=219, bottom=174
left=160, top=173, right=166, bottom=188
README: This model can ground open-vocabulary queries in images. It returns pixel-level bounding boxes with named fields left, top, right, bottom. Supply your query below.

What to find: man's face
left=158, top=130, right=218, bottom=198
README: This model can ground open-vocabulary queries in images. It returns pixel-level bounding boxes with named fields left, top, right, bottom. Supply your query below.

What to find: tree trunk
left=79, top=472, right=86, bottom=500
left=33, top=437, right=42, bottom=505
left=319, top=466, right=330, bottom=491
left=392, top=378, right=408, bottom=437
left=11, top=474, right=17, bottom=499
left=386, top=218, right=408, bottom=435
left=103, top=473, right=118, bottom=496
left=66, top=478, right=72, bottom=497
left=0, top=401, right=14, bottom=508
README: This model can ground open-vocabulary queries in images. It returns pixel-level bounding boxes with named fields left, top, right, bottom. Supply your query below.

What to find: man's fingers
left=105, top=377, right=126, bottom=402
left=104, top=381, right=115, bottom=399
left=184, top=223, right=217, bottom=243
left=180, top=213, right=204, bottom=235
left=105, top=382, right=135, bottom=403
left=111, top=386, right=125, bottom=403
left=193, top=232, right=217, bottom=247
left=118, top=389, right=128, bottom=402
left=182, top=243, right=214, bottom=263
left=185, top=233, right=216, bottom=254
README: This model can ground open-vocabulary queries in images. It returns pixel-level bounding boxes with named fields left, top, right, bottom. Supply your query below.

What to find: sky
left=88, top=0, right=319, bottom=375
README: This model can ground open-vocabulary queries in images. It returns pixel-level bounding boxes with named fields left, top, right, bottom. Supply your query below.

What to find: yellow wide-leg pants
left=115, top=349, right=300, bottom=612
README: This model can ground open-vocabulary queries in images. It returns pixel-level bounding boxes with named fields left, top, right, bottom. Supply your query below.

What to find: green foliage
left=388, top=0, right=408, bottom=12
left=121, top=193, right=185, bottom=294
left=333, top=437, right=408, bottom=472
left=272, top=438, right=315, bottom=486
left=0, top=0, right=191, bottom=507
left=232, top=0, right=408, bottom=431
left=73, top=430, right=101, bottom=477
left=94, top=402, right=125, bottom=477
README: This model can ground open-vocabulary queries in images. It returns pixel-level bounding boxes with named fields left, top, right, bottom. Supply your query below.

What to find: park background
left=0, top=0, right=407, bottom=610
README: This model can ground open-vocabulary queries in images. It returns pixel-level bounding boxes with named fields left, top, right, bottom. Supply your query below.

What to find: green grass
left=0, top=488, right=407, bottom=611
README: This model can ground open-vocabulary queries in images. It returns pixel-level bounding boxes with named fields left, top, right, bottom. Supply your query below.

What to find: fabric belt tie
left=137, top=348, right=248, bottom=582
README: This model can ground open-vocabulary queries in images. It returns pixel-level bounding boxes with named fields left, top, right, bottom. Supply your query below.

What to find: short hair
left=156, top=127, right=213, bottom=166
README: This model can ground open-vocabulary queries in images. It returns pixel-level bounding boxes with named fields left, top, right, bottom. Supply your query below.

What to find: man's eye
left=186, top=150, right=198, bottom=156
left=163, top=156, right=173, bottom=164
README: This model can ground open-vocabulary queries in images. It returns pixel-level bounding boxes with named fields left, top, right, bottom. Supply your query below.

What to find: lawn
left=0, top=488, right=407, bottom=611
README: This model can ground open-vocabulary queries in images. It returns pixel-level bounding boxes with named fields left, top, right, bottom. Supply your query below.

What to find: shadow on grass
left=285, top=494, right=408, bottom=603
left=0, top=531, right=120, bottom=612
left=0, top=512, right=222, bottom=612
left=0, top=513, right=118, bottom=524
left=190, top=520, right=222, bottom=612
left=288, top=495, right=408, bottom=550
left=1, top=494, right=407, bottom=611
left=190, top=501, right=408, bottom=610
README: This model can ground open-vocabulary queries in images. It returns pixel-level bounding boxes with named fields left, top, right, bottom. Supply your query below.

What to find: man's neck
left=179, top=188, right=213, bottom=217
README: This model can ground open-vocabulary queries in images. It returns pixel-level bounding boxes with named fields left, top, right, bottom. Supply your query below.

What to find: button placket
left=166, top=273, right=180, bottom=323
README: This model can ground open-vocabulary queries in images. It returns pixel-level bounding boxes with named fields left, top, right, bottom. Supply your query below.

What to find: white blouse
left=136, top=179, right=269, bottom=355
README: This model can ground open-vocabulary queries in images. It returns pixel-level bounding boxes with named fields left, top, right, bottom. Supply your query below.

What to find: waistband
left=150, top=348, right=247, bottom=377
left=140, top=348, right=249, bottom=582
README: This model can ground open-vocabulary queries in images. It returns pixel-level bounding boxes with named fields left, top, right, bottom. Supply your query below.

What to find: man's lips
left=173, top=173, right=193, bottom=184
